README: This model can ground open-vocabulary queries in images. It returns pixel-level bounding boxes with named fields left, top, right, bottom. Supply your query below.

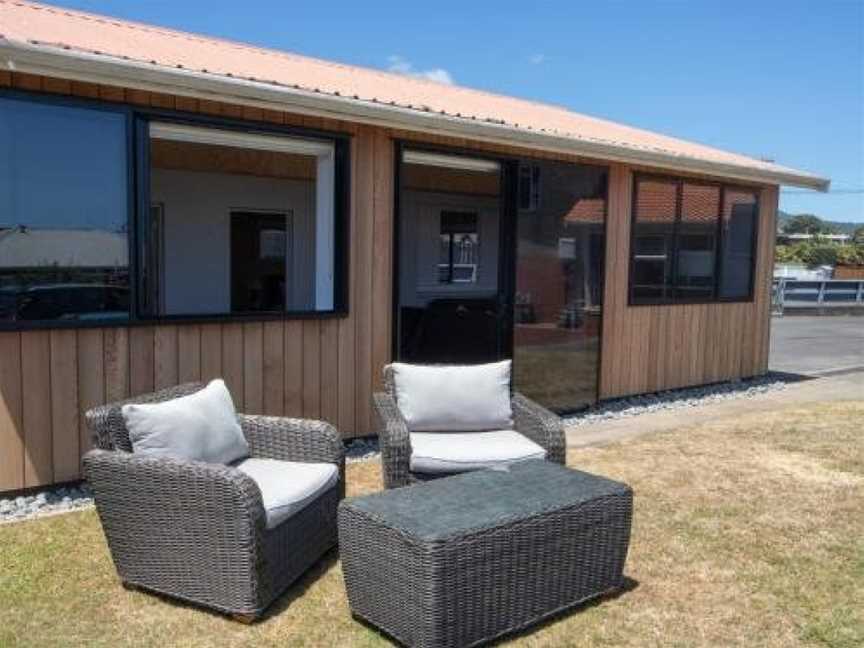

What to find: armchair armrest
left=82, top=449, right=266, bottom=607
left=373, top=392, right=412, bottom=489
left=240, top=415, right=343, bottom=466
left=512, top=392, right=566, bottom=465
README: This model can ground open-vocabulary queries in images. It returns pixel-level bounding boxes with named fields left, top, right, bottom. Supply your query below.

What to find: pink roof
left=0, top=1, right=828, bottom=189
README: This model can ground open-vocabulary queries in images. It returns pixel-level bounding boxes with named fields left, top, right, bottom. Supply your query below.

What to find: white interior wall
left=151, top=168, right=315, bottom=315
left=399, top=190, right=500, bottom=308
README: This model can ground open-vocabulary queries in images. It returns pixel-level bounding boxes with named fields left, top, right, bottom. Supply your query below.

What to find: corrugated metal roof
left=0, top=0, right=829, bottom=190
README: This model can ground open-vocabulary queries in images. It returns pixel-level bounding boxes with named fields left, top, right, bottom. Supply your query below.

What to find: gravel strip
left=345, top=438, right=380, bottom=464
left=564, top=373, right=799, bottom=428
left=0, top=484, right=93, bottom=525
left=0, top=374, right=800, bottom=524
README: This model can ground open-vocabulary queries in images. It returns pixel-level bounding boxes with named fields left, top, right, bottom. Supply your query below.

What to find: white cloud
left=387, top=55, right=454, bottom=84
left=529, top=53, right=546, bottom=65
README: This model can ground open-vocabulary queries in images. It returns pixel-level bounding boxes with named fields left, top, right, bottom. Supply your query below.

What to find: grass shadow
left=347, top=576, right=640, bottom=647
left=487, top=576, right=640, bottom=646
left=118, top=547, right=341, bottom=625
left=260, top=547, right=340, bottom=620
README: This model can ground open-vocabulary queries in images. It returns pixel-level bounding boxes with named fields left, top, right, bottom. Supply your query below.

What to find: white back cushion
left=122, top=379, right=249, bottom=464
left=389, top=360, right=513, bottom=431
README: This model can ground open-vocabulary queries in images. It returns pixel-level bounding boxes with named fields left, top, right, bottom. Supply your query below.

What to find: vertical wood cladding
left=598, top=163, right=777, bottom=398
left=0, top=72, right=774, bottom=491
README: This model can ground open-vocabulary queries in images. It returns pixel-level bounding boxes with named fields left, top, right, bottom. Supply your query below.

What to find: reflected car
left=3, top=284, right=129, bottom=321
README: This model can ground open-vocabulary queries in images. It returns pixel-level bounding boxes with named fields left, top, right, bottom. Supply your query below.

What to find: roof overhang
left=0, top=39, right=830, bottom=192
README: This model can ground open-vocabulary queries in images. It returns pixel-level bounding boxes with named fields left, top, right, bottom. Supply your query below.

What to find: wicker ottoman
left=338, top=459, right=632, bottom=648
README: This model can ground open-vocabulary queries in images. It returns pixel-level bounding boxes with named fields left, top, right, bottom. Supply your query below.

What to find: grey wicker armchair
left=82, top=382, right=344, bottom=621
left=374, top=365, right=566, bottom=489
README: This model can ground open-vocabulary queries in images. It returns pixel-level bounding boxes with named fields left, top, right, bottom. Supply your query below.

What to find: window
left=143, top=121, right=343, bottom=317
left=676, top=183, right=720, bottom=300
left=0, top=92, right=347, bottom=330
left=518, top=164, right=541, bottom=211
left=631, top=179, right=676, bottom=302
left=0, top=96, right=129, bottom=323
left=629, top=175, right=758, bottom=304
left=438, top=211, right=478, bottom=284
left=719, top=190, right=758, bottom=299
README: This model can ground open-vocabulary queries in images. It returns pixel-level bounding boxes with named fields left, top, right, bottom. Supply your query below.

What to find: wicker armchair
left=82, top=383, right=344, bottom=621
left=374, top=365, right=566, bottom=489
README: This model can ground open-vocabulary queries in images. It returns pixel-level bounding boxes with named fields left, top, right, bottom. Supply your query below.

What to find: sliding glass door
left=393, top=145, right=607, bottom=411
left=512, top=161, right=608, bottom=412
left=394, top=148, right=513, bottom=364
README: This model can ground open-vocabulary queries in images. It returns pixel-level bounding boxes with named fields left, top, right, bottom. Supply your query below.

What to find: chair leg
left=231, top=613, right=257, bottom=625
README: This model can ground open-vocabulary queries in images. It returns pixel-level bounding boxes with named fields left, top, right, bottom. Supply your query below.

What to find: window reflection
left=514, top=161, right=607, bottom=412
left=676, top=183, right=720, bottom=300
left=438, top=211, right=478, bottom=284
left=719, top=191, right=758, bottom=299
left=0, top=97, right=129, bottom=322
left=629, top=176, right=758, bottom=304
left=631, top=179, right=676, bottom=303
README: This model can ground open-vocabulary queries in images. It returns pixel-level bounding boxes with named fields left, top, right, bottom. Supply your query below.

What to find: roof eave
left=0, top=40, right=831, bottom=192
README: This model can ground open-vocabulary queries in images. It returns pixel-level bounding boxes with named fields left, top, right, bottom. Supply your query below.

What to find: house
left=0, top=0, right=829, bottom=492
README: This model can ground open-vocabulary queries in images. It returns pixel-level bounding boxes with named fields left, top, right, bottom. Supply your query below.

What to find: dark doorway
left=394, top=148, right=513, bottom=364
left=231, top=211, right=288, bottom=312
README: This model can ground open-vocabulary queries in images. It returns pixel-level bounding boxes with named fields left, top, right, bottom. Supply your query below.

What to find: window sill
left=626, top=297, right=755, bottom=307
left=0, top=309, right=349, bottom=332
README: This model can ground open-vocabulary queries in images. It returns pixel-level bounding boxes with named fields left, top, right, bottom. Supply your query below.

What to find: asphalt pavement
left=769, top=315, right=863, bottom=376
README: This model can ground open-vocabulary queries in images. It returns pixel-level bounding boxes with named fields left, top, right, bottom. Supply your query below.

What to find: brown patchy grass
left=513, top=341, right=599, bottom=411
left=1, top=401, right=862, bottom=647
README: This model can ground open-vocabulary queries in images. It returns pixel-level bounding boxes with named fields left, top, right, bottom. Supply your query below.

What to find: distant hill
left=777, top=211, right=860, bottom=235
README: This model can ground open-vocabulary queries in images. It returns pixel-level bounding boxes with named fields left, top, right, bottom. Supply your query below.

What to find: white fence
left=772, top=279, right=864, bottom=315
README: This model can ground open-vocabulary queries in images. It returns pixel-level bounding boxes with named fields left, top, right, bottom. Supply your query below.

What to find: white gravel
left=564, top=373, right=796, bottom=427
left=0, top=484, right=93, bottom=524
left=0, top=374, right=796, bottom=523
left=344, top=438, right=380, bottom=464
left=341, top=375, right=796, bottom=462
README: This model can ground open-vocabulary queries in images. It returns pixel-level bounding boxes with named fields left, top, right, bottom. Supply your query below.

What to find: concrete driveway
left=769, top=315, right=864, bottom=376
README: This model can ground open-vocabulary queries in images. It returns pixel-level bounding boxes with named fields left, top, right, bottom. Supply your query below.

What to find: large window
left=630, top=175, right=759, bottom=305
left=0, top=96, right=129, bottom=323
left=0, top=91, right=347, bottom=329
left=143, top=121, right=342, bottom=317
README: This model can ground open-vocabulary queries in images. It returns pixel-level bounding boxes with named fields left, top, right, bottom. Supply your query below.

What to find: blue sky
left=51, top=0, right=864, bottom=223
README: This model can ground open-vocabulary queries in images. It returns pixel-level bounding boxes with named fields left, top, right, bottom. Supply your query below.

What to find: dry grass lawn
left=1, top=400, right=862, bottom=647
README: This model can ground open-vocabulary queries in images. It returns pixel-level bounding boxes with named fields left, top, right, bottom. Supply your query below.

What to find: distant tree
left=836, top=244, right=864, bottom=265
left=774, top=245, right=799, bottom=264
left=808, top=244, right=840, bottom=266
left=782, top=214, right=834, bottom=235
left=853, top=225, right=864, bottom=244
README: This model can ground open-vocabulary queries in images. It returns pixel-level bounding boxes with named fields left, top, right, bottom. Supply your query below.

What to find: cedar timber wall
left=0, top=72, right=777, bottom=491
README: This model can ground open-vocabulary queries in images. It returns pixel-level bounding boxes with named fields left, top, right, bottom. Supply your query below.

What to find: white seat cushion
left=234, top=458, right=339, bottom=529
left=389, top=360, right=513, bottom=431
left=409, top=430, right=546, bottom=474
left=122, top=379, right=249, bottom=465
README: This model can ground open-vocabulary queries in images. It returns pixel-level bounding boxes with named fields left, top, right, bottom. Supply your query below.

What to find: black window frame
left=0, top=87, right=351, bottom=331
left=628, top=173, right=760, bottom=306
